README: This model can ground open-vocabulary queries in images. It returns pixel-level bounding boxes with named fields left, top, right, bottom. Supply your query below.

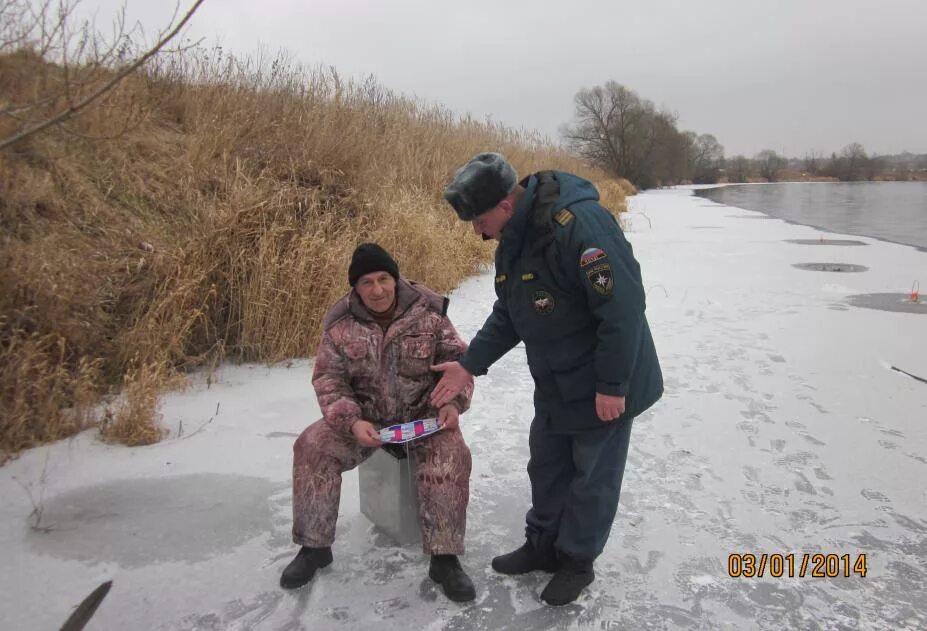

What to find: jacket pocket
left=398, top=333, right=435, bottom=377
left=435, top=340, right=462, bottom=364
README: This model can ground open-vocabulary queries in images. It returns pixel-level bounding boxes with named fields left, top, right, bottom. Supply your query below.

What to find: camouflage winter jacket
left=313, top=278, right=473, bottom=436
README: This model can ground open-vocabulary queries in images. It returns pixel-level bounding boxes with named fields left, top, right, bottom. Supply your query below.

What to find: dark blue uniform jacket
left=458, top=171, right=663, bottom=432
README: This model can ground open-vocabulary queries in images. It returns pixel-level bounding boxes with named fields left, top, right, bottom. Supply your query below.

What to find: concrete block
left=359, top=447, right=421, bottom=546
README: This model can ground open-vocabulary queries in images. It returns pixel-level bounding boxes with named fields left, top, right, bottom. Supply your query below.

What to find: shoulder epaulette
left=553, top=208, right=575, bottom=226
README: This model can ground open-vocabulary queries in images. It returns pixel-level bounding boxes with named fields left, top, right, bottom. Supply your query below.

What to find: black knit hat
left=443, top=152, right=518, bottom=221
left=348, top=243, right=399, bottom=286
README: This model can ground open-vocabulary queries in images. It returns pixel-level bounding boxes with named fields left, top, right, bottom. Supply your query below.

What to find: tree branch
left=0, top=0, right=207, bottom=151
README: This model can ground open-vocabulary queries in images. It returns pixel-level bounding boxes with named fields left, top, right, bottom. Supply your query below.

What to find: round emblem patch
left=533, top=290, right=555, bottom=315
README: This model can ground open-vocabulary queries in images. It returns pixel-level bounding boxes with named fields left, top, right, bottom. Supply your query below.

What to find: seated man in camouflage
left=280, top=243, right=476, bottom=602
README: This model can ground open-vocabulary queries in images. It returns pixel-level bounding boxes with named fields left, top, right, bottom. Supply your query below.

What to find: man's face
left=355, top=271, right=397, bottom=313
left=470, top=200, right=512, bottom=241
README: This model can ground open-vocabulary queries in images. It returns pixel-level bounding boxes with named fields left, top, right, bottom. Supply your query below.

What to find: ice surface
left=1, top=187, right=925, bottom=630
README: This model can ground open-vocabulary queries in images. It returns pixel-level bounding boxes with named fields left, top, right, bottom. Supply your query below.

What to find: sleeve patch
left=585, top=263, right=614, bottom=296
left=580, top=247, right=607, bottom=267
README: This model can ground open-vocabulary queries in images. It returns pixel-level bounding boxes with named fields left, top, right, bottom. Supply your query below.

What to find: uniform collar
left=500, top=174, right=538, bottom=256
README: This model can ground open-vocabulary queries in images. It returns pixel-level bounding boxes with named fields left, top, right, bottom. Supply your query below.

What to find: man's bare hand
left=350, top=420, right=383, bottom=447
left=596, top=393, right=626, bottom=422
left=437, top=404, right=460, bottom=431
left=430, top=361, right=473, bottom=408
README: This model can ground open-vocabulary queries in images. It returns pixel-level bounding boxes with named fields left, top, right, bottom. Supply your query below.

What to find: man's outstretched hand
left=430, top=361, right=473, bottom=408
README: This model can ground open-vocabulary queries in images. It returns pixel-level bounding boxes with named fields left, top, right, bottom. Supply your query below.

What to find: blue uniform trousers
left=525, top=410, right=634, bottom=561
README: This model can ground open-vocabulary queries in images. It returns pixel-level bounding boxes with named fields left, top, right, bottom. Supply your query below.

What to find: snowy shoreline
left=2, top=188, right=925, bottom=630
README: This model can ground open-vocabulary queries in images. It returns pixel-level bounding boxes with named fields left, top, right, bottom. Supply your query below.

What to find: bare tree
left=648, top=110, right=687, bottom=186
left=688, top=133, right=724, bottom=183
left=0, top=0, right=207, bottom=151
left=803, top=151, right=822, bottom=175
left=825, top=143, right=869, bottom=181
left=755, top=149, right=783, bottom=182
left=562, top=81, right=643, bottom=179
left=726, top=155, right=752, bottom=183
left=562, top=81, right=721, bottom=188
left=840, top=142, right=868, bottom=181
left=634, top=106, right=681, bottom=188
left=562, top=80, right=729, bottom=188
left=661, top=127, right=692, bottom=185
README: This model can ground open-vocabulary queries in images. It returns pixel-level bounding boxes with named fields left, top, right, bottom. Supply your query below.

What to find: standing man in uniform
left=431, top=153, right=663, bottom=606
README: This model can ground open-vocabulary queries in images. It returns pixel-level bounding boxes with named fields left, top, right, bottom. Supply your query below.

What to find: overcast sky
left=73, top=0, right=927, bottom=157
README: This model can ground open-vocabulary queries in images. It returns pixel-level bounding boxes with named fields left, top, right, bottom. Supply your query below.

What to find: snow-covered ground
left=2, top=188, right=925, bottom=630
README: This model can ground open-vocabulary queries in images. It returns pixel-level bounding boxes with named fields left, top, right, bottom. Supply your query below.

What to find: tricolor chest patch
left=580, top=247, right=614, bottom=296
left=580, top=247, right=607, bottom=266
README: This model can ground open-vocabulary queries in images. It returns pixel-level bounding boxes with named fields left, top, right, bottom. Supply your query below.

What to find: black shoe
left=540, top=555, right=595, bottom=606
left=280, top=546, right=333, bottom=589
left=429, top=555, right=476, bottom=602
left=491, top=540, right=558, bottom=575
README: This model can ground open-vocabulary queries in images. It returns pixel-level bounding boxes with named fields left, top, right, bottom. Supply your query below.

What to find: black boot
left=429, top=555, right=476, bottom=602
left=491, top=539, right=558, bottom=575
left=540, top=555, right=595, bottom=606
left=279, top=546, right=333, bottom=589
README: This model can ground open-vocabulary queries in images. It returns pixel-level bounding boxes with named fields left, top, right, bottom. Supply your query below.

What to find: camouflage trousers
left=291, top=419, right=472, bottom=555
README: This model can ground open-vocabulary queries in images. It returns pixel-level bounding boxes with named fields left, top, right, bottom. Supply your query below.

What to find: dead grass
left=0, top=47, right=629, bottom=461
left=98, top=360, right=185, bottom=446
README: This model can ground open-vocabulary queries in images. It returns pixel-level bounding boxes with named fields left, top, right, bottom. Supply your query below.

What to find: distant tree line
left=562, top=81, right=927, bottom=187
left=725, top=145, right=927, bottom=183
